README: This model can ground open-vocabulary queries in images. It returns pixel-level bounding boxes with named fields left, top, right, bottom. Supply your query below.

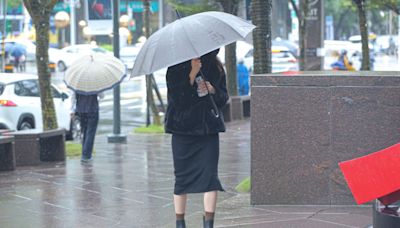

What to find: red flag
left=339, top=143, right=400, bottom=205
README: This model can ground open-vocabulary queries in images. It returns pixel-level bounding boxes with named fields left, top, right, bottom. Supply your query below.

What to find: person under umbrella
left=64, top=53, right=126, bottom=164
left=10, top=43, right=27, bottom=72
left=165, top=49, right=228, bottom=228
left=70, top=92, right=104, bottom=163
left=129, top=11, right=254, bottom=227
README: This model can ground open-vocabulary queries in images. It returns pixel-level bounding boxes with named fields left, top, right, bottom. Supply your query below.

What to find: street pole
left=2, top=0, right=7, bottom=72
left=158, top=0, right=163, bottom=28
left=397, top=14, right=400, bottom=66
left=70, top=0, right=76, bottom=45
left=108, top=0, right=127, bottom=143
left=144, top=0, right=151, bottom=126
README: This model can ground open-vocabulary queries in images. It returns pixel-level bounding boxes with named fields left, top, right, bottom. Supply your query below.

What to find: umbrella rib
left=177, top=19, right=202, bottom=58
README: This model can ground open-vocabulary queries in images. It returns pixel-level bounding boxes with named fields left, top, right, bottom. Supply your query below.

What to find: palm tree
left=251, top=0, right=271, bottom=74
left=353, top=0, right=370, bottom=70
left=23, top=0, right=58, bottom=130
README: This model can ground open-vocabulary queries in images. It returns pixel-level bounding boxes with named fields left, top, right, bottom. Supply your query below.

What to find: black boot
left=203, top=216, right=214, bottom=228
left=176, top=219, right=186, bottom=228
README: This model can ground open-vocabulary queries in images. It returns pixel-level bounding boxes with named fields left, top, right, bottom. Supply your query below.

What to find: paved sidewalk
left=0, top=120, right=371, bottom=227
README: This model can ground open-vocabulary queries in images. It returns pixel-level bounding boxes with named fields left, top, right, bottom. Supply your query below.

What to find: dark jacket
left=75, top=93, right=99, bottom=113
left=165, top=59, right=229, bottom=135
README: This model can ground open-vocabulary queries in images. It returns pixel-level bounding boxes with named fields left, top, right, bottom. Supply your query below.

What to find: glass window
left=14, top=80, right=40, bottom=97
left=92, top=47, right=107, bottom=53
left=51, top=86, right=61, bottom=98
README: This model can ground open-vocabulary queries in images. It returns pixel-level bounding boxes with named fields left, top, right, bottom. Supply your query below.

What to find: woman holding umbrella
left=165, top=49, right=228, bottom=228
left=64, top=53, right=126, bottom=163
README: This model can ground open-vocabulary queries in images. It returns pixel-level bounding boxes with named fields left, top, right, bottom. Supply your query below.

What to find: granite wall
left=251, top=71, right=400, bottom=205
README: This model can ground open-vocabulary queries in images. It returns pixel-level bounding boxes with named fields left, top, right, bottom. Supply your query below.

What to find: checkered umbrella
left=64, top=53, right=126, bottom=95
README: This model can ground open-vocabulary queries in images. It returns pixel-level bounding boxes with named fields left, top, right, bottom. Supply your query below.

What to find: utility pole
left=108, top=0, right=127, bottom=143
left=144, top=0, right=151, bottom=126
left=2, top=0, right=7, bottom=72
left=398, top=14, right=400, bottom=65
left=69, top=0, right=76, bottom=45
left=158, top=0, right=163, bottom=28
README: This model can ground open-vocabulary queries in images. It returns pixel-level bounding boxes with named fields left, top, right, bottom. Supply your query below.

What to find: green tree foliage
left=325, top=0, right=358, bottom=39
left=370, top=0, right=400, bottom=14
left=167, top=0, right=218, bottom=15
left=8, top=0, right=22, bottom=9
left=325, top=0, right=399, bottom=39
left=23, top=0, right=58, bottom=130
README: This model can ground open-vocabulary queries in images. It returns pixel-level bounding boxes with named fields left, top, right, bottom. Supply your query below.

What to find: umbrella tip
left=175, top=10, right=182, bottom=19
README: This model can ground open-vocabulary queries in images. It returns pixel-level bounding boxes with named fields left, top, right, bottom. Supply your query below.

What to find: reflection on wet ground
left=0, top=120, right=371, bottom=227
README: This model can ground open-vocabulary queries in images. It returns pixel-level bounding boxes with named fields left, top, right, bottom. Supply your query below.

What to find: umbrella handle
left=199, top=72, right=219, bottom=118
left=209, top=96, right=220, bottom=118
left=175, top=10, right=182, bottom=19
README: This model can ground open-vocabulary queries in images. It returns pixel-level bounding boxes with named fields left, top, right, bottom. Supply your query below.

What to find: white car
left=0, top=73, right=77, bottom=140
left=50, top=44, right=111, bottom=72
left=217, top=41, right=254, bottom=65
left=243, top=46, right=299, bottom=73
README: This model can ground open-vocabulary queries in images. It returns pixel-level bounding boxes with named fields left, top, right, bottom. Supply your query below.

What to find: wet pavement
left=0, top=120, right=372, bottom=227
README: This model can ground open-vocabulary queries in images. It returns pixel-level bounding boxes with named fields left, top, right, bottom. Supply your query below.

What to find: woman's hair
left=201, top=49, right=224, bottom=75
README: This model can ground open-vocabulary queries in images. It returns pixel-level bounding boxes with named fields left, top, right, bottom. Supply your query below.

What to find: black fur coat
left=164, top=57, right=229, bottom=135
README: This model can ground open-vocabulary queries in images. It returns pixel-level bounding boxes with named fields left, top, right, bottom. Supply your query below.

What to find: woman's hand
left=205, top=81, right=215, bottom=94
left=189, top=58, right=201, bottom=85
left=196, top=80, right=215, bottom=95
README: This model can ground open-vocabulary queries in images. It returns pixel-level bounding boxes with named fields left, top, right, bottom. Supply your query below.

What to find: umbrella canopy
left=3, top=42, right=14, bottom=53
left=130, top=11, right=255, bottom=77
left=10, top=43, right=27, bottom=58
left=64, top=53, right=126, bottom=95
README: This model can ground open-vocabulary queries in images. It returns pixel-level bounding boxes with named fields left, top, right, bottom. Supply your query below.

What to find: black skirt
left=172, top=134, right=224, bottom=195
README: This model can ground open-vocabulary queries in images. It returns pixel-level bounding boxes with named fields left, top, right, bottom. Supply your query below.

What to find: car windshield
left=92, top=47, right=107, bottom=53
left=0, top=83, right=4, bottom=95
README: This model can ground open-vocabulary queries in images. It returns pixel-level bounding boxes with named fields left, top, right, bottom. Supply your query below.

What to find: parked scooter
left=331, top=50, right=356, bottom=71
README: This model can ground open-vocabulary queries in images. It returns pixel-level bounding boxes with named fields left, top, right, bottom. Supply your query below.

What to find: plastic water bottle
left=196, top=76, right=208, bottom=97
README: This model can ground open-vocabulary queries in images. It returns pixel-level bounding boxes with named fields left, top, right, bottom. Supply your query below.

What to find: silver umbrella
left=130, top=11, right=255, bottom=77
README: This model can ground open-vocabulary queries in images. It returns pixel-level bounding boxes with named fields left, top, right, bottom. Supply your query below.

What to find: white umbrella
left=130, top=11, right=255, bottom=77
left=64, top=53, right=126, bottom=94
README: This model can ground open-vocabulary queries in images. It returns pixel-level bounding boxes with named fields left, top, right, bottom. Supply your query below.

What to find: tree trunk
left=299, top=0, right=309, bottom=71
left=251, top=0, right=271, bottom=74
left=217, top=0, right=239, bottom=96
left=23, top=0, right=58, bottom=130
left=225, top=42, right=237, bottom=95
left=143, top=0, right=161, bottom=125
left=354, top=0, right=370, bottom=70
left=289, top=0, right=308, bottom=71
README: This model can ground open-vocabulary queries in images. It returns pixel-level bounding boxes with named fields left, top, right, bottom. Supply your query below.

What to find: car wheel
left=69, top=116, right=82, bottom=142
left=19, top=121, right=33, bottom=130
left=58, top=61, right=67, bottom=72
